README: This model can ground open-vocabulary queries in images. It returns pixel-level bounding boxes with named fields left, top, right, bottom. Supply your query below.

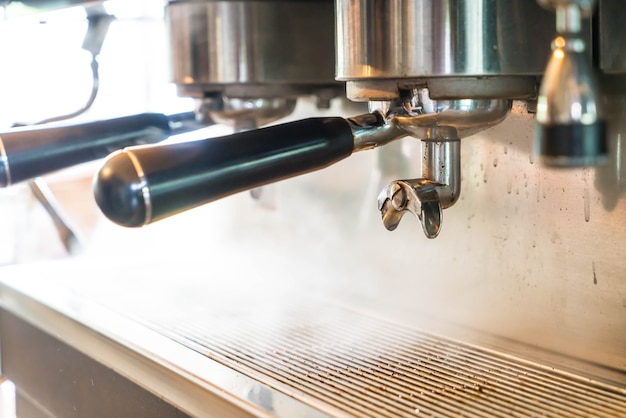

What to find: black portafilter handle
left=93, top=117, right=355, bottom=227
left=0, top=112, right=200, bottom=187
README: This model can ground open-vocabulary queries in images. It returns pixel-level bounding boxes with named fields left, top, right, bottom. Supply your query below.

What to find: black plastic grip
left=93, top=117, right=355, bottom=227
left=0, top=113, right=176, bottom=186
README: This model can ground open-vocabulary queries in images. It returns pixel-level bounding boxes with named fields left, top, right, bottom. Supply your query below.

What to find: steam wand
left=35, top=7, right=113, bottom=254
left=536, top=0, right=606, bottom=166
left=9, top=5, right=115, bottom=255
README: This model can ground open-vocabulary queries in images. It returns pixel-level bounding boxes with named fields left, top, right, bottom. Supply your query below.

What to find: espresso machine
left=0, top=1, right=625, bottom=417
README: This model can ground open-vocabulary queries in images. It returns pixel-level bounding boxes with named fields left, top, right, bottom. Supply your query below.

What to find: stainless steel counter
left=0, top=259, right=624, bottom=417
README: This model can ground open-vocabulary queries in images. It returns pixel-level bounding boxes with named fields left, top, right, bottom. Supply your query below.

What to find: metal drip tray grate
left=118, top=294, right=626, bottom=418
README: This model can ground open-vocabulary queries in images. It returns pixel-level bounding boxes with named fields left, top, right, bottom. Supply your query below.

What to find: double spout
left=366, top=91, right=508, bottom=237
left=377, top=136, right=460, bottom=238
left=93, top=90, right=510, bottom=237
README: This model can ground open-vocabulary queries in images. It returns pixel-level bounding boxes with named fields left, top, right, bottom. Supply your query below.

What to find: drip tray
left=137, top=303, right=626, bottom=418
left=0, top=263, right=625, bottom=417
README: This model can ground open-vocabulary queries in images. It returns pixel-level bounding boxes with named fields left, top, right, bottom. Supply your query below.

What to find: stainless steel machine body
left=335, top=0, right=560, bottom=100
left=166, top=0, right=342, bottom=143
left=168, top=0, right=339, bottom=99
left=1, top=1, right=626, bottom=417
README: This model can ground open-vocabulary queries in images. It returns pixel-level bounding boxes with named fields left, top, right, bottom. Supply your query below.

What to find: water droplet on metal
left=593, top=261, right=597, bottom=285
left=584, top=189, right=590, bottom=222
left=536, top=179, right=541, bottom=203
